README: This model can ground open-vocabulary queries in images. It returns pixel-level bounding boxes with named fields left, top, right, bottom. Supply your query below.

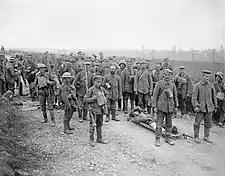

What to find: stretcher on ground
left=127, top=106, right=193, bottom=140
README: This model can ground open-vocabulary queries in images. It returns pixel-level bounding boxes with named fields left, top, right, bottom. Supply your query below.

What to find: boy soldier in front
left=61, top=72, right=77, bottom=134
left=192, top=70, right=217, bottom=143
left=121, top=59, right=135, bottom=113
left=134, top=61, right=153, bottom=114
left=103, top=64, right=122, bottom=122
left=33, top=63, right=56, bottom=127
left=84, top=75, right=108, bottom=147
left=152, top=69, right=178, bottom=147
left=174, top=66, right=193, bottom=118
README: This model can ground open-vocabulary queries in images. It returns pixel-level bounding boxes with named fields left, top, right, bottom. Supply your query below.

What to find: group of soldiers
left=0, top=51, right=224, bottom=147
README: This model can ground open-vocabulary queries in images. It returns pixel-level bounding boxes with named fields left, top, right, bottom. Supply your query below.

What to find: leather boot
left=194, top=126, right=201, bottom=143
left=83, top=109, right=89, bottom=121
left=105, top=109, right=111, bottom=122
left=111, top=109, right=120, bottom=122
left=155, top=136, right=160, bottom=147
left=96, top=127, right=107, bottom=144
left=68, top=117, right=75, bottom=130
left=78, top=109, right=83, bottom=123
left=204, top=127, right=213, bottom=143
left=130, top=100, right=134, bottom=111
left=165, top=134, right=175, bottom=145
left=41, top=111, right=48, bottom=123
left=89, top=127, right=96, bottom=147
left=49, top=110, right=56, bottom=127
left=64, top=120, right=73, bottom=134
left=124, top=99, right=128, bottom=114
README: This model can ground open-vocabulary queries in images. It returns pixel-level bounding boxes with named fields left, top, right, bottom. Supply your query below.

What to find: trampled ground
left=22, top=100, right=225, bottom=176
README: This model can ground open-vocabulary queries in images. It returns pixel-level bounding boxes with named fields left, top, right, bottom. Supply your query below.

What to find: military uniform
left=103, top=71, right=122, bottom=122
left=34, top=64, right=56, bottom=126
left=192, top=70, right=217, bottom=143
left=174, top=66, right=193, bottom=117
left=116, top=60, right=126, bottom=111
left=134, top=65, right=153, bottom=112
left=152, top=69, right=178, bottom=147
left=74, top=64, right=94, bottom=122
left=5, top=56, right=20, bottom=94
left=0, top=54, right=6, bottom=95
left=61, top=72, right=77, bottom=134
left=213, top=72, right=225, bottom=125
left=121, top=66, right=135, bottom=113
left=84, top=75, right=108, bottom=147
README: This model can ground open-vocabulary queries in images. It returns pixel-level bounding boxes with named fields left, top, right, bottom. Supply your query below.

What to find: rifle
left=84, top=61, right=96, bottom=127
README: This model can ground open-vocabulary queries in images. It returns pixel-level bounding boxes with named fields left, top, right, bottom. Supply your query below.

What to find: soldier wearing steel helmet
left=213, top=71, right=225, bottom=126
left=116, top=59, right=126, bottom=111
left=61, top=72, right=77, bottom=134
left=33, top=63, right=56, bottom=126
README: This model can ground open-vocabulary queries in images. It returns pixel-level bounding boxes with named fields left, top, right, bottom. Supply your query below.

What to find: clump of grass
left=0, top=99, right=48, bottom=171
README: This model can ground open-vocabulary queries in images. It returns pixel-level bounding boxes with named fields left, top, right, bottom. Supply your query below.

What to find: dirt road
left=22, top=101, right=225, bottom=176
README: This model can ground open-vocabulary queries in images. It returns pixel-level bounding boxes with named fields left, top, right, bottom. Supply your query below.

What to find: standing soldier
left=174, top=66, right=193, bottom=118
left=74, top=61, right=94, bottom=122
left=152, top=63, right=161, bottom=90
left=103, top=64, right=122, bottom=122
left=33, top=63, right=56, bottom=127
left=152, top=69, right=178, bottom=147
left=25, top=53, right=36, bottom=72
left=134, top=61, right=153, bottom=113
left=61, top=72, right=77, bottom=134
left=213, top=72, right=225, bottom=126
left=132, top=62, right=139, bottom=107
left=5, top=55, right=21, bottom=94
left=192, top=70, right=217, bottom=144
left=116, top=60, right=126, bottom=111
left=0, top=54, right=6, bottom=95
left=160, top=58, right=173, bottom=72
left=121, top=59, right=135, bottom=113
left=84, top=75, right=108, bottom=147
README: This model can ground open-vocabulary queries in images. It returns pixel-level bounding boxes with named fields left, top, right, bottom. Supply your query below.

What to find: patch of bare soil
left=22, top=101, right=225, bottom=176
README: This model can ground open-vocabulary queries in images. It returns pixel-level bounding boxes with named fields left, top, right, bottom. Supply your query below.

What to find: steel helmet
left=215, top=71, right=224, bottom=79
left=119, top=59, right=126, bottom=66
left=61, top=72, right=72, bottom=78
left=77, top=50, right=84, bottom=55
left=37, top=63, right=47, bottom=69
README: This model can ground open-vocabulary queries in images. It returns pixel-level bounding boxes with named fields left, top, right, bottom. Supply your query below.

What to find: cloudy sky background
left=0, top=0, right=225, bottom=50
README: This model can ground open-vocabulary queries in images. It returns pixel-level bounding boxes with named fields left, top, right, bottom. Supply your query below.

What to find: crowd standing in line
left=0, top=51, right=224, bottom=147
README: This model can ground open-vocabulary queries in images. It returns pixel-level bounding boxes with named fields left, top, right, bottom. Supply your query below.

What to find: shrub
left=0, top=99, right=46, bottom=171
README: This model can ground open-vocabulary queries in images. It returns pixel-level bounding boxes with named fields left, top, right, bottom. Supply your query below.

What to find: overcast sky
left=0, top=0, right=225, bottom=50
